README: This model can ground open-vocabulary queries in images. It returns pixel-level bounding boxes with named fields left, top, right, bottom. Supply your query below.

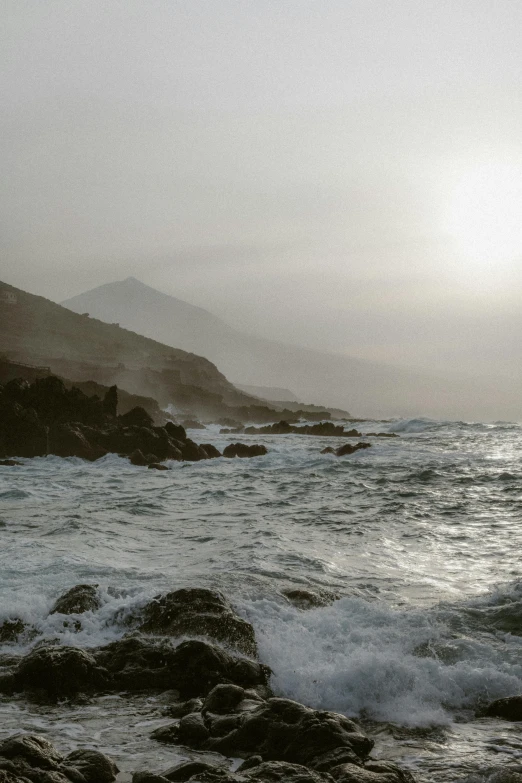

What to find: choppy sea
left=2, top=418, right=522, bottom=782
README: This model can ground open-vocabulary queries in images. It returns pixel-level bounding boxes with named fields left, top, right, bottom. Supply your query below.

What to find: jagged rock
left=138, top=588, right=258, bottom=656
left=103, top=385, right=118, bottom=417
left=119, top=407, right=154, bottom=428
left=148, top=462, right=169, bottom=470
left=181, top=439, right=208, bottom=461
left=14, top=644, right=108, bottom=698
left=129, top=449, right=151, bottom=466
left=50, top=584, right=100, bottom=615
left=48, top=422, right=106, bottom=461
left=483, top=695, right=522, bottom=720
left=223, top=444, right=268, bottom=459
left=164, top=421, right=187, bottom=441
left=181, top=419, right=206, bottom=430
left=94, top=635, right=179, bottom=691
left=63, top=749, right=119, bottom=783
left=200, top=443, right=222, bottom=459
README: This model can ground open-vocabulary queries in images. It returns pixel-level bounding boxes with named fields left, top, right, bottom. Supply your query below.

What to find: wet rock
left=181, top=439, right=208, bottom=461
left=14, top=644, right=108, bottom=698
left=138, top=588, right=258, bottom=657
left=181, top=419, right=206, bottom=430
left=223, top=444, right=268, bottom=459
left=335, top=443, right=371, bottom=457
left=164, top=421, right=187, bottom=441
left=63, top=749, right=118, bottom=783
left=203, top=684, right=246, bottom=714
left=205, top=698, right=373, bottom=766
left=178, top=711, right=211, bottom=745
left=129, top=449, right=151, bottom=466
left=0, top=618, right=28, bottom=643
left=0, top=735, right=63, bottom=770
left=282, top=589, right=339, bottom=610
left=133, top=775, right=172, bottom=783
left=365, top=433, right=398, bottom=438
left=48, top=422, right=107, bottom=461
left=163, top=697, right=203, bottom=718
left=0, top=460, right=23, bottom=466
left=245, top=761, right=334, bottom=783
left=50, top=585, right=100, bottom=616
left=148, top=462, right=170, bottom=470
left=330, top=760, right=415, bottom=782
left=484, top=695, right=522, bottom=720
left=320, top=447, right=336, bottom=455
left=94, top=635, right=179, bottom=691
left=163, top=760, right=225, bottom=781
left=200, top=443, right=222, bottom=459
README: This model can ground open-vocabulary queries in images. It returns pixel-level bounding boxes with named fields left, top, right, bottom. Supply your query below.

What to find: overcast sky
left=2, top=1, right=522, bottom=377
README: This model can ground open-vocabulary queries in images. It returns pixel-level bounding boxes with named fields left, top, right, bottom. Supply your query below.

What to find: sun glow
left=445, top=162, right=522, bottom=273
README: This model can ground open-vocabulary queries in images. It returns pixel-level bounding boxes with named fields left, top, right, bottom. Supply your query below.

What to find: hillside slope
left=0, top=280, right=262, bottom=417
left=63, top=278, right=521, bottom=420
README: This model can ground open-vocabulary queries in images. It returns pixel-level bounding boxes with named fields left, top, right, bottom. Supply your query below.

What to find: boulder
left=181, top=439, right=208, bottom=461
left=94, top=635, right=180, bottom=691
left=48, top=422, right=106, bottom=461
left=164, top=421, right=187, bottom=441
left=223, top=444, right=268, bottom=459
left=330, top=443, right=371, bottom=457
left=483, top=695, right=522, bottom=720
left=329, top=761, right=415, bottom=782
left=14, top=644, right=108, bottom=698
left=0, top=618, right=28, bottom=643
left=63, top=749, right=119, bottom=783
left=200, top=443, right=222, bottom=459
left=119, top=407, right=154, bottom=428
left=282, top=589, right=339, bottom=610
left=148, top=462, right=170, bottom=470
left=138, top=588, right=258, bottom=656
left=129, top=449, right=151, bottom=466
left=50, top=584, right=100, bottom=615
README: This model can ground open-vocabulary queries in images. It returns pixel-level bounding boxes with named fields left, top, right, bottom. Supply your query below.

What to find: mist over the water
left=2, top=1, right=522, bottom=421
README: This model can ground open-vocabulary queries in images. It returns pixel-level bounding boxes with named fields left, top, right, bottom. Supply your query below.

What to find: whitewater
left=2, top=418, right=522, bottom=782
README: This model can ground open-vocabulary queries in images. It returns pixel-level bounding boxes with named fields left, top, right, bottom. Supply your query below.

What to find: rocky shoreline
left=0, top=377, right=267, bottom=467
left=0, top=585, right=417, bottom=783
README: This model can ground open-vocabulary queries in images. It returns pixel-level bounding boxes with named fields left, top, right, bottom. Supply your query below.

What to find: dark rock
left=484, top=695, right=522, bottom=720
left=334, top=443, right=371, bottom=457
left=181, top=419, right=206, bottom=430
left=245, top=761, right=334, bottom=783
left=200, top=443, right=222, bottom=459
left=102, top=385, right=118, bottom=418
left=203, top=683, right=246, bottom=714
left=0, top=734, right=63, bottom=769
left=63, top=749, right=118, bottom=783
left=181, top=439, right=208, bottom=461
left=119, top=407, right=154, bottom=428
left=204, top=698, right=372, bottom=766
left=223, top=444, right=268, bottom=459
left=148, top=463, right=169, bottom=470
left=163, top=697, right=203, bottom=718
left=94, top=635, right=179, bottom=692
left=236, top=757, right=263, bottom=773
left=177, top=711, right=210, bottom=745
left=139, top=588, right=258, bottom=657
left=133, top=775, right=172, bottom=783
left=163, top=761, right=223, bottom=782
left=220, top=427, right=245, bottom=435
left=0, top=460, right=22, bottom=466
left=282, top=589, right=339, bottom=610
left=48, top=422, right=107, bottom=461
left=50, top=585, right=100, bottom=615
left=129, top=449, right=150, bottom=466
left=14, top=644, right=108, bottom=698
left=320, top=447, right=336, bottom=455
left=365, top=433, right=398, bottom=438
left=330, top=760, right=415, bottom=782
left=164, top=421, right=187, bottom=441
left=0, top=618, right=27, bottom=643
left=165, top=639, right=270, bottom=698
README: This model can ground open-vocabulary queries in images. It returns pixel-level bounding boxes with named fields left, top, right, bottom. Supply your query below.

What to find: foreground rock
left=150, top=689, right=415, bottom=783
left=483, top=695, right=522, bottom=720
left=138, top=588, right=258, bottom=656
left=321, top=443, right=371, bottom=457
left=50, top=584, right=101, bottom=615
left=0, top=734, right=118, bottom=783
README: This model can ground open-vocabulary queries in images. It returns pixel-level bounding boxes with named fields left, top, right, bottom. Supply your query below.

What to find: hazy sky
left=2, top=1, right=522, bottom=376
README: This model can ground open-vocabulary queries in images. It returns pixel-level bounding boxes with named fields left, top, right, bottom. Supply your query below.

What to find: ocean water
left=1, top=418, right=522, bottom=781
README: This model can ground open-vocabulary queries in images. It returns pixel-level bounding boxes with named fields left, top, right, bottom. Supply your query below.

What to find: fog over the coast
left=2, top=2, right=522, bottom=407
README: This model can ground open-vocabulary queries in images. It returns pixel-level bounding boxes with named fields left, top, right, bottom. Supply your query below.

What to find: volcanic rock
left=138, top=588, right=258, bottom=656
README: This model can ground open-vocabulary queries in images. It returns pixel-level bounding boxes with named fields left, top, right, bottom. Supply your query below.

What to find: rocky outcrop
left=138, top=588, right=258, bottom=656
left=483, top=695, right=522, bottom=720
left=223, top=444, right=268, bottom=459
left=0, top=734, right=118, bottom=783
left=244, top=422, right=355, bottom=437
left=0, top=375, right=265, bottom=463
left=282, top=588, right=339, bottom=610
left=321, top=444, right=371, bottom=457
left=13, top=645, right=109, bottom=699
left=50, top=584, right=100, bottom=615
